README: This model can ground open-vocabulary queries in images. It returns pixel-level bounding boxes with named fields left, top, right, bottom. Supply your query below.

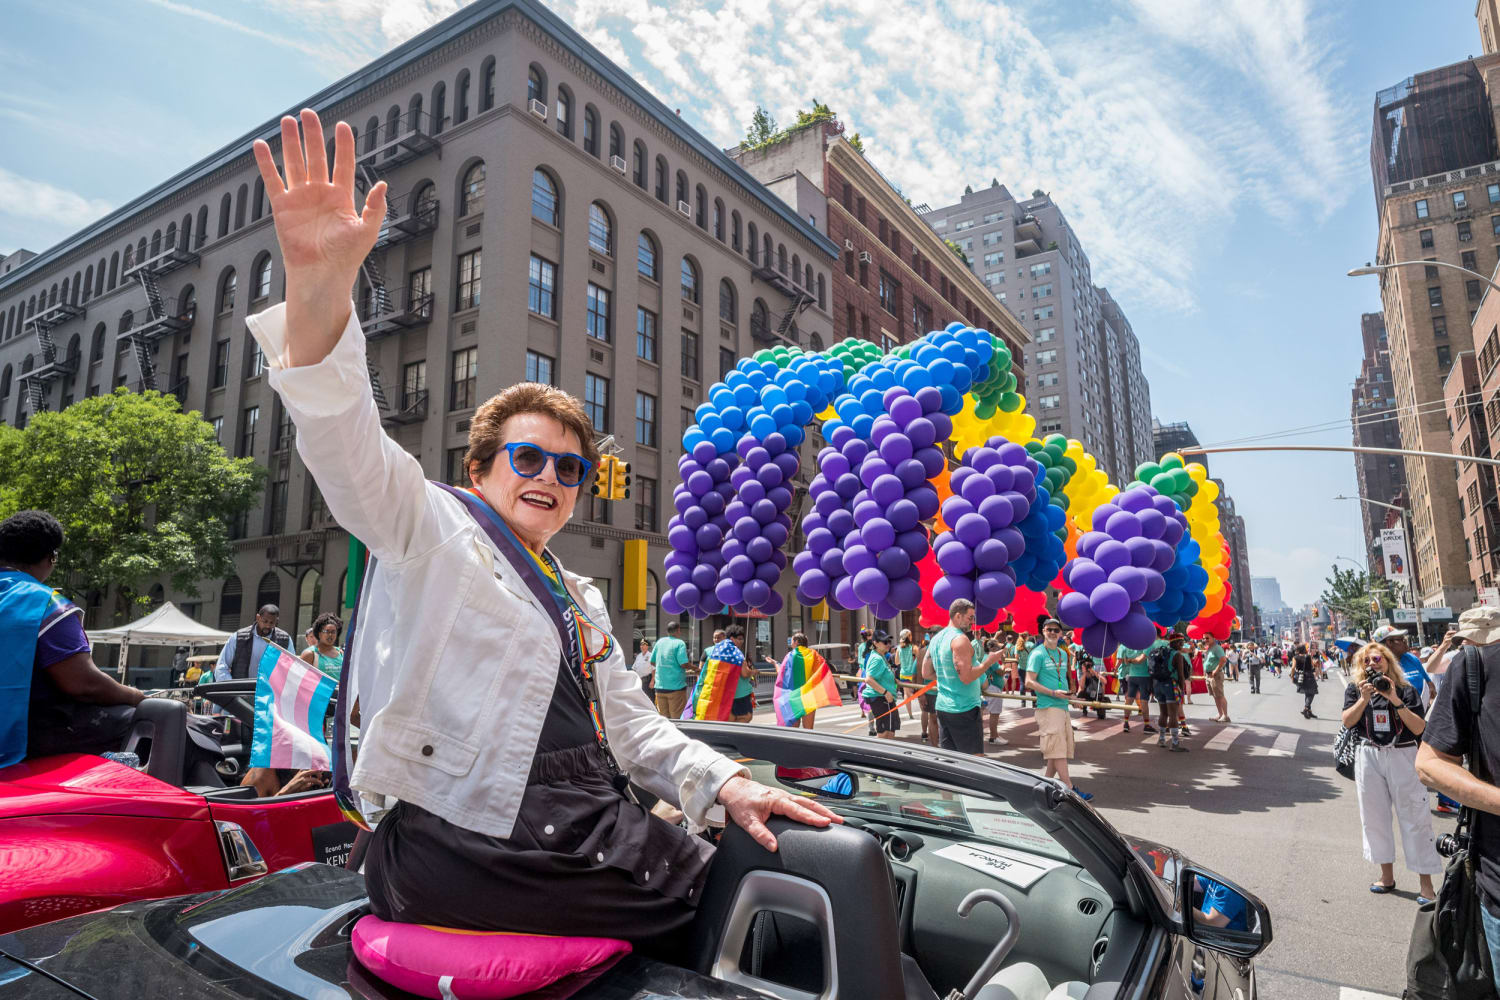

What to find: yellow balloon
left=1187, top=463, right=1208, bottom=482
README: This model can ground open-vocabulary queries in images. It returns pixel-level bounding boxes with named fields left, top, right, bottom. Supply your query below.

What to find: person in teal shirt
left=1025, top=618, right=1091, bottom=800
left=919, top=599, right=989, bottom=754
left=860, top=631, right=899, bottom=738
left=650, top=621, right=690, bottom=719
left=1204, top=636, right=1229, bottom=724
left=299, top=613, right=345, bottom=681
left=1117, top=637, right=1163, bottom=735
left=896, top=630, right=918, bottom=722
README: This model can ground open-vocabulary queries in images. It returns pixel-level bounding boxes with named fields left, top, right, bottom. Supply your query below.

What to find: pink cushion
left=350, top=915, right=631, bottom=1000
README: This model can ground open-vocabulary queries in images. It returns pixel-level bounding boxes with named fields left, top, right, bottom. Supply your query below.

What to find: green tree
left=944, top=238, right=970, bottom=266
left=744, top=105, right=779, bottom=148
left=847, top=132, right=864, bottom=154
left=1317, top=564, right=1398, bottom=632
left=0, top=389, right=263, bottom=616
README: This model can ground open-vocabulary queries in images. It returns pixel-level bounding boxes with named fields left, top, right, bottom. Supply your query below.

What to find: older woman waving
left=246, top=110, right=838, bottom=956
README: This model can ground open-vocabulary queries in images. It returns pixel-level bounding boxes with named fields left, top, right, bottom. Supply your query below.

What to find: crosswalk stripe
left=1205, top=726, right=1244, bottom=751
left=1266, top=732, right=1298, bottom=757
left=1077, top=720, right=1125, bottom=742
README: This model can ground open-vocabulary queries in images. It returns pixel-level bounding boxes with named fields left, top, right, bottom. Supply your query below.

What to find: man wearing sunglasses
left=919, top=598, right=991, bottom=754
left=243, top=110, right=841, bottom=957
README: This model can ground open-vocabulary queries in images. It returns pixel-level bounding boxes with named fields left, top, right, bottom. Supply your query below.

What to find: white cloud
left=0, top=168, right=114, bottom=229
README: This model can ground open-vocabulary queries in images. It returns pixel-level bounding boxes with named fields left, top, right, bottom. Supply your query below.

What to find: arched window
left=763, top=233, right=773, bottom=267
left=777, top=244, right=787, bottom=275
left=252, top=178, right=266, bottom=221
left=234, top=183, right=248, bottom=229
left=713, top=198, right=725, bottom=240
left=455, top=70, right=471, bottom=124
left=817, top=273, right=827, bottom=310
left=654, top=156, right=668, bottom=202
left=555, top=84, right=572, bottom=138
left=583, top=105, right=599, bottom=156
left=730, top=210, right=742, bottom=252
left=217, top=193, right=231, bottom=237
left=255, top=572, right=280, bottom=615
left=412, top=181, right=437, bottom=218
left=408, top=93, right=423, bottom=131
left=530, top=168, right=558, bottom=225
left=218, top=575, right=243, bottom=630
left=196, top=205, right=208, bottom=247
left=642, top=570, right=660, bottom=642
left=150, top=231, right=162, bottom=258
left=122, top=244, right=134, bottom=271
left=719, top=279, right=736, bottom=324
left=680, top=257, right=700, bottom=304
left=805, top=264, right=814, bottom=291
left=136, top=239, right=148, bottom=267
left=163, top=226, right=176, bottom=258
left=90, top=323, right=105, bottom=362
left=479, top=56, right=496, bottom=112
left=588, top=202, right=612, bottom=255
left=296, top=569, right=322, bottom=639
left=695, top=185, right=707, bottom=228
left=96, top=257, right=107, bottom=296
left=118, top=309, right=134, bottom=335
left=460, top=161, right=486, bottom=216
left=385, top=105, right=401, bottom=156
left=675, top=170, right=688, bottom=207
left=748, top=222, right=759, bottom=263
left=609, top=123, right=623, bottom=160
left=751, top=299, right=770, bottom=340
left=364, top=115, right=380, bottom=152
left=83, top=265, right=94, bottom=302
left=218, top=269, right=237, bottom=314
left=108, top=252, right=119, bottom=289
left=179, top=214, right=192, bottom=249
left=179, top=285, right=197, bottom=323
left=61, top=278, right=70, bottom=306
left=0, top=365, right=10, bottom=400
left=528, top=64, right=546, bottom=105
left=810, top=331, right=824, bottom=352
left=253, top=254, right=273, bottom=301
left=637, top=231, right=658, bottom=280
left=66, top=334, right=80, bottom=367
left=632, top=140, right=647, bottom=187
left=792, top=253, right=801, bottom=283
left=431, top=81, right=447, bottom=134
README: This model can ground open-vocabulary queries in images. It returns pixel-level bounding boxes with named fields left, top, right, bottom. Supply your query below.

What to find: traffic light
left=611, top=457, right=631, bottom=501
left=592, top=455, right=613, bottom=497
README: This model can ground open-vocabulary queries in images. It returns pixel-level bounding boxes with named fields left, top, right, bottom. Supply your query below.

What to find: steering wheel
left=954, top=888, right=1021, bottom=999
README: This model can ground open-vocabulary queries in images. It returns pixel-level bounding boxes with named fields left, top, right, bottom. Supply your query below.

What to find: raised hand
left=252, top=109, right=387, bottom=367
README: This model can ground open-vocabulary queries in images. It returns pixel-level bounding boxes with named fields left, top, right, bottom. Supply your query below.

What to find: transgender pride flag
left=249, top=644, right=337, bottom=770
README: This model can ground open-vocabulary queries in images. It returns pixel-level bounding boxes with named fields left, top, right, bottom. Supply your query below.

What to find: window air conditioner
left=844, top=239, right=855, bottom=251
left=529, top=99, right=547, bottom=120
left=677, top=200, right=692, bottom=217
left=858, top=251, right=873, bottom=264
left=610, top=155, right=627, bottom=174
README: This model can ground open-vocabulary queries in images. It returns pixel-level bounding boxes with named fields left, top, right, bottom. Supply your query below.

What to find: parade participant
left=0, top=510, right=146, bottom=766
left=982, top=636, right=1010, bottom=745
left=859, top=631, right=899, bottom=739
left=897, top=629, right=918, bottom=720
left=247, top=110, right=839, bottom=951
left=1025, top=619, right=1091, bottom=800
left=916, top=633, right=940, bottom=747
left=1341, top=642, right=1441, bottom=903
left=1226, top=643, right=1241, bottom=683
left=1117, top=638, right=1158, bottom=734
left=300, top=613, right=345, bottom=681
left=631, top=638, right=655, bottom=704
left=727, top=626, right=756, bottom=723
left=1151, top=634, right=1188, bottom=751
left=774, top=633, right=841, bottom=729
left=920, top=598, right=987, bottom=753
left=1204, top=636, right=1230, bottom=724
left=214, top=604, right=295, bottom=680
left=649, top=621, right=689, bottom=719
left=1292, top=643, right=1319, bottom=718
left=1247, top=644, right=1263, bottom=694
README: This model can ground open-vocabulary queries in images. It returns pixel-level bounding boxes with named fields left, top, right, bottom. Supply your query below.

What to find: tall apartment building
left=1152, top=419, right=1206, bottom=477
left=1352, top=312, right=1408, bottom=571
left=1216, top=488, right=1254, bottom=629
left=918, top=183, right=1154, bottom=483
left=0, top=0, right=838, bottom=677
left=0, top=250, right=36, bottom=277
left=1368, top=53, right=1500, bottom=609
left=1443, top=348, right=1499, bottom=590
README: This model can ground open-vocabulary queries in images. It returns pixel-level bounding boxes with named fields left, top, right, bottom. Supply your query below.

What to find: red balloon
left=916, top=551, right=948, bottom=629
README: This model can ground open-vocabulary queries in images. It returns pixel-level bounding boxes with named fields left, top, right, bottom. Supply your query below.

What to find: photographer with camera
left=1342, top=641, right=1442, bottom=903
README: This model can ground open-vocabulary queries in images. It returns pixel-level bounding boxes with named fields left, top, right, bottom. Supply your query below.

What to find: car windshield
left=743, top=758, right=1078, bottom=865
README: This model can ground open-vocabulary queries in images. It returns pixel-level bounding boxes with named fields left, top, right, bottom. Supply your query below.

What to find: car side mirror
left=1179, top=866, right=1272, bottom=959
left=773, top=765, right=859, bottom=800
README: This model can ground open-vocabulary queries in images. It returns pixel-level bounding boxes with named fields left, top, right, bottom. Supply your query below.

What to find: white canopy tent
left=86, top=601, right=233, bottom=676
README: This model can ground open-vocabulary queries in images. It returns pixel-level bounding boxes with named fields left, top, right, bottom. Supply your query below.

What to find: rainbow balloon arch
left=662, top=322, right=1239, bottom=657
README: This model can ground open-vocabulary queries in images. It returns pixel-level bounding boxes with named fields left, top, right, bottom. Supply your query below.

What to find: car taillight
left=215, top=820, right=268, bottom=882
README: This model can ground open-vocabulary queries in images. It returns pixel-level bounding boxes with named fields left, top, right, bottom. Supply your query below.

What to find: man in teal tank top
left=919, top=598, right=987, bottom=754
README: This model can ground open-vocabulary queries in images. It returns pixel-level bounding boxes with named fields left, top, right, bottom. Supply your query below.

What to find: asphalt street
left=752, top=668, right=1457, bottom=1000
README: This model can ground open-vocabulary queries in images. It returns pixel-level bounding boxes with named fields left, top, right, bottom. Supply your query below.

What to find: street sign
left=1393, top=607, right=1454, bottom=623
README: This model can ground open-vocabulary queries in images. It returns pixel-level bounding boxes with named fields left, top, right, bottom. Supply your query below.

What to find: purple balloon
left=1058, top=590, right=1096, bottom=628
left=715, top=578, right=744, bottom=606
left=1090, top=504, right=1124, bottom=532
left=767, top=487, right=792, bottom=510
left=907, top=417, right=937, bottom=450
left=674, top=582, right=701, bottom=608
left=752, top=499, right=778, bottom=525
left=974, top=538, right=1010, bottom=572
left=692, top=440, right=717, bottom=464
left=852, top=566, right=891, bottom=605
left=1149, top=539, right=1176, bottom=572
left=793, top=550, right=819, bottom=576
left=932, top=574, right=973, bottom=609
left=798, top=568, right=831, bottom=602
left=863, top=518, right=897, bottom=551
left=819, top=546, right=845, bottom=579
left=1005, top=491, right=1031, bottom=523
left=995, top=528, right=1026, bottom=563
left=911, top=487, right=940, bottom=521
left=936, top=540, right=975, bottom=576
left=776, top=452, right=800, bottom=480
left=888, top=498, right=921, bottom=532
left=1117, top=488, right=1153, bottom=513
left=859, top=457, right=893, bottom=488
left=724, top=500, right=749, bottom=524
left=762, top=432, right=786, bottom=455
left=668, top=524, right=697, bottom=553
left=729, top=517, right=756, bottom=544
left=954, top=513, right=991, bottom=549
left=890, top=394, right=923, bottom=426
left=889, top=577, right=922, bottom=611
left=915, top=447, right=946, bottom=479
left=843, top=544, right=876, bottom=574
left=895, top=458, right=928, bottom=490
left=877, top=546, right=913, bottom=579
left=665, top=564, right=690, bottom=590
left=673, top=491, right=694, bottom=515
left=1161, top=519, right=1185, bottom=547
left=743, top=579, right=771, bottom=607
left=866, top=474, right=902, bottom=507
left=942, top=496, right=976, bottom=525
left=701, top=491, right=726, bottom=516
left=842, top=439, right=870, bottom=465
left=832, top=575, right=859, bottom=612
left=1080, top=621, right=1114, bottom=658
left=761, top=590, right=785, bottom=616
left=1105, top=510, right=1141, bottom=541
left=1124, top=535, right=1156, bottom=568
left=960, top=473, right=996, bottom=506
left=1142, top=574, right=1167, bottom=603
left=974, top=571, right=1015, bottom=610
left=929, top=411, right=953, bottom=442
left=1093, top=540, right=1130, bottom=574
left=746, top=536, right=774, bottom=563
left=1088, top=581, right=1130, bottom=622
left=1114, top=610, right=1156, bottom=650
left=879, top=433, right=914, bottom=467
left=661, top=590, right=684, bottom=616
left=687, top=470, right=714, bottom=497
left=970, top=447, right=1000, bottom=472
left=896, top=530, right=930, bottom=561
left=1137, top=508, right=1166, bottom=540
left=691, top=564, right=718, bottom=592
left=830, top=425, right=855, bottom=449
left=822, top=452, right=851, bottom=479
left=978, top=494, right=1014, bottom=530
left=854, top=500, right=883, bottom=528
left=743, top=446, right=770, bottom=470
left=727, top=554, right=756, bottom=582
left=755, top=561, right=781, bottom=584
left=764, top=521, right=790, bottom=549
left=1069, top=559, right=1106, bottom=593
left=827, top=509, right=855, bottom=537
left=986, top=464, right=1016, bottom=492
left=1109, top=565, right=1148, bottom=603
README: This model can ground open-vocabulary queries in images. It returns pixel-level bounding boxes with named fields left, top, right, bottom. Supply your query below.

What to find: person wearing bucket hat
left=1417, top=605, right=1500, bottom=984
left=1371, top=624, right=1434, bottom=701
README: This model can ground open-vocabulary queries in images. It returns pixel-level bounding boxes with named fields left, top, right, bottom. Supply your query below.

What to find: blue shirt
left=213, top=629, right=295, bottom=681
left=1399, top=651, right=1430, bottom=696
left=1197, top=876, right=1249, bottom=931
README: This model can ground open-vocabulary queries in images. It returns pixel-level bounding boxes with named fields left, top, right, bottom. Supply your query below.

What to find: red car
left=0, top=688, right=355, bottom=935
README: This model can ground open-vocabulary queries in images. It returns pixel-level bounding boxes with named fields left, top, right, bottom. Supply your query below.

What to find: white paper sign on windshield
left=933, top=842, right=1068, bottom=889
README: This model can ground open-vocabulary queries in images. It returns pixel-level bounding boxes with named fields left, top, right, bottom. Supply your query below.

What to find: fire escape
left=749, top=246, right=813, bottom=346
left=353, top=110, right=440, bottom=426
left=20, top=300, right=86, bottom=415
left=120, top=240, right=199, bottom=391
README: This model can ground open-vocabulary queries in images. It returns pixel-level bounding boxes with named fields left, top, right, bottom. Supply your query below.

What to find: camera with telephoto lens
left=1371, top=673, right=1392, bottom=694
left=1437, top=831, right=1470, bottom=858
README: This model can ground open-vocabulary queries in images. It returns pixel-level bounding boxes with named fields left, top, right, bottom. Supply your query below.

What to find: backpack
left=1148, top=645, right=1175, bottom=683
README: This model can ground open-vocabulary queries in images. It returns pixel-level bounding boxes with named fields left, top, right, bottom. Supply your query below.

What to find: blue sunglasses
left=503, top=441, right=593, bottom=487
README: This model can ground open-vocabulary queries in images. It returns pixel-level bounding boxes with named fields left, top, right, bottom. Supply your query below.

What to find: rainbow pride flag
left=250, top=643, right=337, bottom=771
left=774, top=645, right=843, bottom=726
left=682, top=639, right=745, bottom=721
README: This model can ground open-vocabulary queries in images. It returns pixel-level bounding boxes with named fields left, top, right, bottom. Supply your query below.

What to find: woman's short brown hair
left=464, top=382, right=600, bottom=490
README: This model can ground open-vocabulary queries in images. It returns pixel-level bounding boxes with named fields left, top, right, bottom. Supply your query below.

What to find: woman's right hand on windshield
left=252, top=109, right=388, bottom=367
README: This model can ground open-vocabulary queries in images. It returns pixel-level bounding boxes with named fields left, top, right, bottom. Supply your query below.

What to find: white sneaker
left=989, top=734, right=1009, bottom=746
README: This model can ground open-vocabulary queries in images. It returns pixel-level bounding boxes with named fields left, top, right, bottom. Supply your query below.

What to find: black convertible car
left=0, top=722, right=1268, bottom=999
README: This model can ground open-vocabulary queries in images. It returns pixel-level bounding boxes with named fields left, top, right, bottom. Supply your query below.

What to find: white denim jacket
left=246, top=304, right=747, bottom=838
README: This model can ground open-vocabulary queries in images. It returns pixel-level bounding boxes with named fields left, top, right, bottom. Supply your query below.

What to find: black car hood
left=0, top=864, right=768, bottom=1000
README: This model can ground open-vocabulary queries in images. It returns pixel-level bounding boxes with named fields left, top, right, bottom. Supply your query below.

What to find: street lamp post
left=1348, top=260, right=1500, bottom=294
left=1334, top=494, right=1425, bottom=644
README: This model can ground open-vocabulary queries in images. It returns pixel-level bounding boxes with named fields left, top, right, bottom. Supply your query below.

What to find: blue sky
left=0, top=0, right=1481, bottom=607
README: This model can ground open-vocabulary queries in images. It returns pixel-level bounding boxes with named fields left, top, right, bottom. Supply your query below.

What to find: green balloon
left=1059, top=456, right=1077, bottom=475
left=993, top=347, right=1012, bottom=371
left=1126, top=479, right=1146, bottom=491
left=1170, top=493, right=1189, bottom=510
left=1025, top=440, right=1044, bottom=455
left=1045, top=433, right=1067, bottom=448
left=1000, top=391, right=1022, bottom=412
left=1170, top=469, right=1191, bottom=493
left=975, top=401, right=997, bottom=420
left=1184, top=479, right=1199, bottom=497
left=1136, top=462, right=1162, bottom=483
left=1045, top=467, right=1065, bottom=489
left=1160, top=454, right=1184, bottom=470
left=1053, top=491, right=1071, bottom=511
left=1149, top=472, right=1176, bottom=492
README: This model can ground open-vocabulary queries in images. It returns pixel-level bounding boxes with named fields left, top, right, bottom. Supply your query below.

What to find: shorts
left=1152, top=680, right=1179, bottom=705
left=865, top=696, right=898, bottom=733
left=1035, top=706, right=1075, bottom=760
left=1207, top=672, right=1225, bottom=698
left=1124, top=676, right=1152, bottom=700
left=985, top=696, right=1005, bottom=714
left=937, top=707, right=984, bottom=754
left=920, top=691, right=937, bottom=712
left=655, top=687, right=687, bottom=719
left=731, top=694, right=754, bottom=717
